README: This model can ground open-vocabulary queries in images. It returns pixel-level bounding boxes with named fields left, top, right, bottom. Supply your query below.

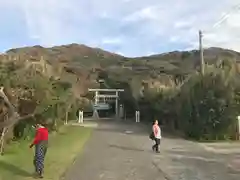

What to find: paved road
left=154, top=138, right=240, bottom=180
left=64, top=120, right=240, bottom=180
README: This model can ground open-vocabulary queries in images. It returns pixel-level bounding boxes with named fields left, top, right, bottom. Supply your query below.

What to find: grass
left=0, top=126, right=92, bottom=180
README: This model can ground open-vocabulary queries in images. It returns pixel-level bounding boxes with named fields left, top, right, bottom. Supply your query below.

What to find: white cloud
left=170, top=36, right=180, bottom=43
left=0, top=0, right=240, bottom=56
left=101, top=37, right=123, bottom=45
left=115, top=51, right=124, bottom=56
left=121, top=0, right=240, bottom=52
left=123, top=6, right=161, bottom=22
left=174, top=21, right=192, bottom=29
left=146, top=51, right=158, bottom=56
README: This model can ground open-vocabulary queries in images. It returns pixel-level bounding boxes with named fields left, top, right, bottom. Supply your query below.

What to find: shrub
left=140, top=59, right=240, bottom=140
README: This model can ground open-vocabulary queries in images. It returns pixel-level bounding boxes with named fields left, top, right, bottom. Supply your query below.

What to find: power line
left=200, top=3, right=240, bottom=39
left=198, top=4, right=240, bottom=75
left=200, top=4, right=240, bottom=46
left=196, top=4, right=240, bottom=75
left=212, top=4, right=240, bottom=29
left=201, top=3, right=240, bottom=35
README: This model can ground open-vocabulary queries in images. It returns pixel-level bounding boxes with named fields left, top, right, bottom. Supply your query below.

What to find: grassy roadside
left=0, top=126, right=92, bottom=180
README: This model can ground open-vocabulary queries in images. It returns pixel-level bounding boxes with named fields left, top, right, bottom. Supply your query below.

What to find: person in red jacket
left=29, top=119, right=49, bottom=179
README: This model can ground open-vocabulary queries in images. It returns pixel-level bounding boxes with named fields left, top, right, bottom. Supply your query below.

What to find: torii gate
left=88, top=89, right=124, bottom=118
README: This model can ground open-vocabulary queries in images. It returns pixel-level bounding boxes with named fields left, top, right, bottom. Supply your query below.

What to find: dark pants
left=34, top=140, right=48, bottom=176
left=152, top=138, right=160, bottom=152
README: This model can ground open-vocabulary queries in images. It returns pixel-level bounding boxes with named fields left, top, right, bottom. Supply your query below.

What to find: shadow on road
left=95, top=121, right=149, bottom=136
left=94, top=122, right=186, bottom=141
left=95, top=127, right=149, bottom=136
left=109, top=144, right=145, bottom=152
left=0, top=161, right=32, bottom=177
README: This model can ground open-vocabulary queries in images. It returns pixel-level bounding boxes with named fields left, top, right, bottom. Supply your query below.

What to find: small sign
left=93, top=103, right=110, bottom=110
left=238, top=117, right=240, bottom=134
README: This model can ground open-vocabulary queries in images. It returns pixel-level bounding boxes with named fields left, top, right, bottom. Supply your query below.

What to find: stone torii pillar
left=95, top=91, right=99, bottom=105
left=237, top=116, right=240, bottom=140
left=119, top=104, right=124, bottom=119
left=115, top=91, right=119, bottom=118
left=135, top=110, right=140, bottom=123
left=78, top=110, right=83, bottom=123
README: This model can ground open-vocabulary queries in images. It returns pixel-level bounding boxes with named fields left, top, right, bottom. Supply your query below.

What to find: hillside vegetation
left=1, top=43, right=240, bottom=150
left=4, top=44, right=240, bottom=96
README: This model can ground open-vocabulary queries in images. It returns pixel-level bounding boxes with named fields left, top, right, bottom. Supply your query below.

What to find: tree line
left=0, top=59, right=80, bottom=155
left=138, top=58, right=240, bottom=140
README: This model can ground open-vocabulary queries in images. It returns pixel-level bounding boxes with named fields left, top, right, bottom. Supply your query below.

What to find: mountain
left=1, top=44, right=240, bottom=96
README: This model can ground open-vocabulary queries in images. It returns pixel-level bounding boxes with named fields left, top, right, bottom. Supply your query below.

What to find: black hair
left=34, top=114, right=46, bottom=126
left=152, top=119, right=158, bottom=125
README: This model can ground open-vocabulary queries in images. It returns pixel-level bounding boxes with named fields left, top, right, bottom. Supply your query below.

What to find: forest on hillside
left=1, top=44, right=240, bottom=155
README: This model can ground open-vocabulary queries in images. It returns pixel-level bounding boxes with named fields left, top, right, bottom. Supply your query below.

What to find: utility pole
left=199, top=30, right=205, bottom=75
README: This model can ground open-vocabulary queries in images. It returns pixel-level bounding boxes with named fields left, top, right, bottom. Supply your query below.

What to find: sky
left=0, top=0, right=240, bottom=57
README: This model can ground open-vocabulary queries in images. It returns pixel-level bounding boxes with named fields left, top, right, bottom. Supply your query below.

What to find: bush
left=0, top=59, right=80, bottom=140
left=140, top=60, right=240, bottom=140
left=178, top=73, right=237, bottom=140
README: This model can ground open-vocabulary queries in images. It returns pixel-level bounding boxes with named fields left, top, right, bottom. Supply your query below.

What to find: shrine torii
left=88, top=88, right=124, bottom=118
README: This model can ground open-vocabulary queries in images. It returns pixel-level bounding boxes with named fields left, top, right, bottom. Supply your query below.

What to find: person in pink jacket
left=152, top=120, right=161, bottom=153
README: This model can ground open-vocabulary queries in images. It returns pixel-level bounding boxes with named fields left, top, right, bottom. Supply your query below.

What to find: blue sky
left=0, top=0, right=240, bottom=57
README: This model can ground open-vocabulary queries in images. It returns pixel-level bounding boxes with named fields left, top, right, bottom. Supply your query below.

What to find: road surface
left=64, top=120, right=240, bottom=180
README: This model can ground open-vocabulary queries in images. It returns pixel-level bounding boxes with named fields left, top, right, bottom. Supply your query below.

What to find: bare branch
left=0, top=113, right=35, bottom=129
left=0, top=86, right=17, bottom=115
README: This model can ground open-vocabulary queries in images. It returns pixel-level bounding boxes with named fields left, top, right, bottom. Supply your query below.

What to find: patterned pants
left=34, top=140, right=48, bottom=175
